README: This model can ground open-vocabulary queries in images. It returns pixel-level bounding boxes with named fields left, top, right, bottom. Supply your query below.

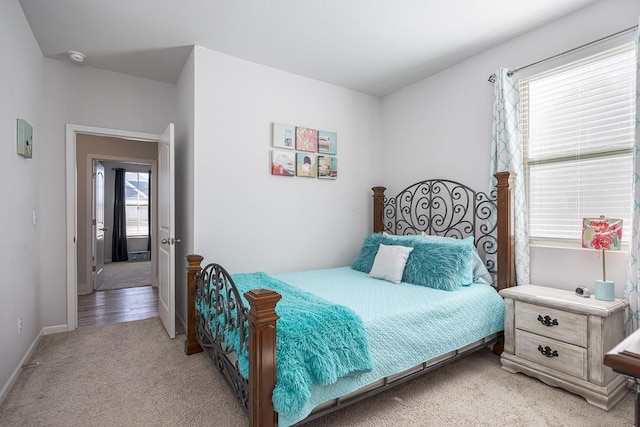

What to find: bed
left=184, top=171, right=515, bottom=426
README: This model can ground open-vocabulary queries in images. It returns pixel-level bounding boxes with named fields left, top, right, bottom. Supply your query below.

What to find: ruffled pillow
left=402, top=237, right=474, bottom=290
left=421, top=233, right=492, bottom=285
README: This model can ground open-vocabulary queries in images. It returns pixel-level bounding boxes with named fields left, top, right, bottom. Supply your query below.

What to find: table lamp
left=581, top=216, right=622, bottom=301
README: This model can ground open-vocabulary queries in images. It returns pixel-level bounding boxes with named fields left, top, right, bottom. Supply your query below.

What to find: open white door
left=92, top=161, right=105, bottom=290
left=158, top=123, right=176, bottom=338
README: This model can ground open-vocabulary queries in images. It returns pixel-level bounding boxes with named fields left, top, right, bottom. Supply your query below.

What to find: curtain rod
left=488, top=24, right=637, bottom=83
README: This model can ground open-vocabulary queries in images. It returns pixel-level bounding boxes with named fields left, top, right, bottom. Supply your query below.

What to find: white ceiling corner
left=19, top=0, right=600, bottom=97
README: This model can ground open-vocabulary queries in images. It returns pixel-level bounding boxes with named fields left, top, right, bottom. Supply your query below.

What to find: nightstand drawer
left=515, top=329, right=587, bottom=380
left=515, top=301, right=587, bottom=347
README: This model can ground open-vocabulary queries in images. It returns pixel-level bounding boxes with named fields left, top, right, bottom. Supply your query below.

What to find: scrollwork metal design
left=195, top=263, right=249, bottom=413
left=382, top=179, right=498, bottom=278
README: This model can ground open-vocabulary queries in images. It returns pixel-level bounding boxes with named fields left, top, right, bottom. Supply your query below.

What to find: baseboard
left=77, top=284, right=91, bottom=296
left=0, top=327, right=44, bottom=406
left=43, top=324, right=68, bottom=335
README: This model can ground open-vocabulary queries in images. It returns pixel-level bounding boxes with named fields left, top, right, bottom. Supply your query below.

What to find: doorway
left=66, top=123, right=176, bottom=337
left=93, top=161, right=153, bottom=293
left=67, top=126, right=159, bottom=330
left=78, top=159, right=157, bottom=327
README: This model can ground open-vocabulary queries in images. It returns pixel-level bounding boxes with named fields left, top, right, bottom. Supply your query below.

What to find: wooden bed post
left=372, top=186, right=386, bottom=233
left=245, top=289, right=282, bottom=427
left=494, top=171, right=515, bottom=291
left=184, top=254, right=204, bottom=355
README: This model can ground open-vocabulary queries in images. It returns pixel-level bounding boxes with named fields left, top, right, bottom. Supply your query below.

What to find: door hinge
left=92, top=219, right=96, bottom=225
left=92, top=265, right=96, bottom=272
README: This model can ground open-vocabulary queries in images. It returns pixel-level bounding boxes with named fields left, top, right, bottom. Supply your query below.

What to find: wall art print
left=317, top=130, right=337, bottom=155
left=17, top=118, right=33, bottom=159
left=296, top=153, right=317, bottom=178
left=318, top=155, right=337, bottom=179
left=272, top=122, right=295, bottom=149
left=295, top=126, right=318, bottom=152
left=271, top=150, right=295, bottom=176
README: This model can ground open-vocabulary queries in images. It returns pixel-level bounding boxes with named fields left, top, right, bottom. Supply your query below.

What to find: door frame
left=66, top=124, right=162, bottom=331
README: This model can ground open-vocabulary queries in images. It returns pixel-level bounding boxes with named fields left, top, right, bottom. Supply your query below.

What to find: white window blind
left=522, top=42, right=636, bottom=243
left=125, top=171, right=150, bottom=237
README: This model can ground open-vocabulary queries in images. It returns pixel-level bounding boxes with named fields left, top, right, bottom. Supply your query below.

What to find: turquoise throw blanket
left=209, top=272, right=373, bottom=418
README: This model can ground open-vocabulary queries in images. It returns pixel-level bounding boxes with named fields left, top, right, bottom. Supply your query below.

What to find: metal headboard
left=382, top=179, right=497, bottom=274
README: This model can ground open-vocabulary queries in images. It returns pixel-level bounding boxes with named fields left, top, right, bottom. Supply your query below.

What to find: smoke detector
left=67, top=51, right=86, bottom=63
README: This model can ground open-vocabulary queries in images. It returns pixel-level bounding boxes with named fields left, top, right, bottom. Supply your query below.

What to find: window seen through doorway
left=125, top=171, right=150, bottom=236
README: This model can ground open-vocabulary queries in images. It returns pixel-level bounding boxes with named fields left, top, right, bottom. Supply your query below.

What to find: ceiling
left=19, top=0, right=600, bottom=97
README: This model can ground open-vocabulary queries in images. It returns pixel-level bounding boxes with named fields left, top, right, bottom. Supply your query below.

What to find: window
left=125, top=171, right=149, bottom=236
left=522, top=42, right=636, bottom=244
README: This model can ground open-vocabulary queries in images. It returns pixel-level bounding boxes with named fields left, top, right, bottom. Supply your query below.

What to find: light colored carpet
left=0, top=318, right=634, bottom=426
left=96, top=261, right=152, bottom=291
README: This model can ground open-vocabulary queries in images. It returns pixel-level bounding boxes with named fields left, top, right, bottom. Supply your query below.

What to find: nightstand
left=499, top=284, right=628, bottom=410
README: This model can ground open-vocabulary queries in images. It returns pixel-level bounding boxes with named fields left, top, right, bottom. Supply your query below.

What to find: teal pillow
left=351, top=233, right=416, bottom=273
left=352, top=233, right=390, bottom=273
left=402, top=237, right=474, bottom=290
left=351, top=233, right=474, bottom=290
left=422, top=234, right=489, bottom=286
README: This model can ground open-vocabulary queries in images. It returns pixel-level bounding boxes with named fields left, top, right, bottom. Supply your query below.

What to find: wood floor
left=77, top=286, right=159, bottom=327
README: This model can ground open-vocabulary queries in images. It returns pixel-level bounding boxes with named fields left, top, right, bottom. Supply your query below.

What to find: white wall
left=192, top=47, right=382, bottom=277
left=175, top=48, right=195, bottom=328
left=39, top=59, right=177, bottom=328
left=381, top=0, right=640, bottom=296
left=0, top=0, right=43, bottom=403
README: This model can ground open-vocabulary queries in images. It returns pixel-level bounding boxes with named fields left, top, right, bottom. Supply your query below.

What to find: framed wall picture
left=318, top=155, right=337, bottom=179
left=272, top=122, right=295, bottom=149
left=271, top=150, right=295, bottom=176
left=317, top=130, right=337, bottom=155
left=295, top=126, right=318, bottom=152
left=17, top=118, right=33, bottom=159
left=296, top=153, right=317, bottom=178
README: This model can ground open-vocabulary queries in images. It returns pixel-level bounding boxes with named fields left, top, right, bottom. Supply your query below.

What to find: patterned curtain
left=624, top=22, right=640, bottom=335
left=489, top=68, right=530, bottom=286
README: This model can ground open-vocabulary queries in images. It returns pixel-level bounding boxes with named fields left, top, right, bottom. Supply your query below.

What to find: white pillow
left=368, top=244, right=414, bottom=284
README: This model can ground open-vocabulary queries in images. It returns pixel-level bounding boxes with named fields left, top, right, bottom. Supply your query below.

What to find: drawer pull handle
left=537, top=345, right=559, bottom=358
left=537, top=315, right=558, bottom=327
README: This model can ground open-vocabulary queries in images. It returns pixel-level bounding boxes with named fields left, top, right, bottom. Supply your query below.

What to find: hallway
left=77, top=286, right=158, bottom=327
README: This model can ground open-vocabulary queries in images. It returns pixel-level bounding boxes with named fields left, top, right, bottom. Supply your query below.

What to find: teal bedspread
left=214, top=272, right=373, bottom=418
left=274, top=267, right=505, bottom=426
